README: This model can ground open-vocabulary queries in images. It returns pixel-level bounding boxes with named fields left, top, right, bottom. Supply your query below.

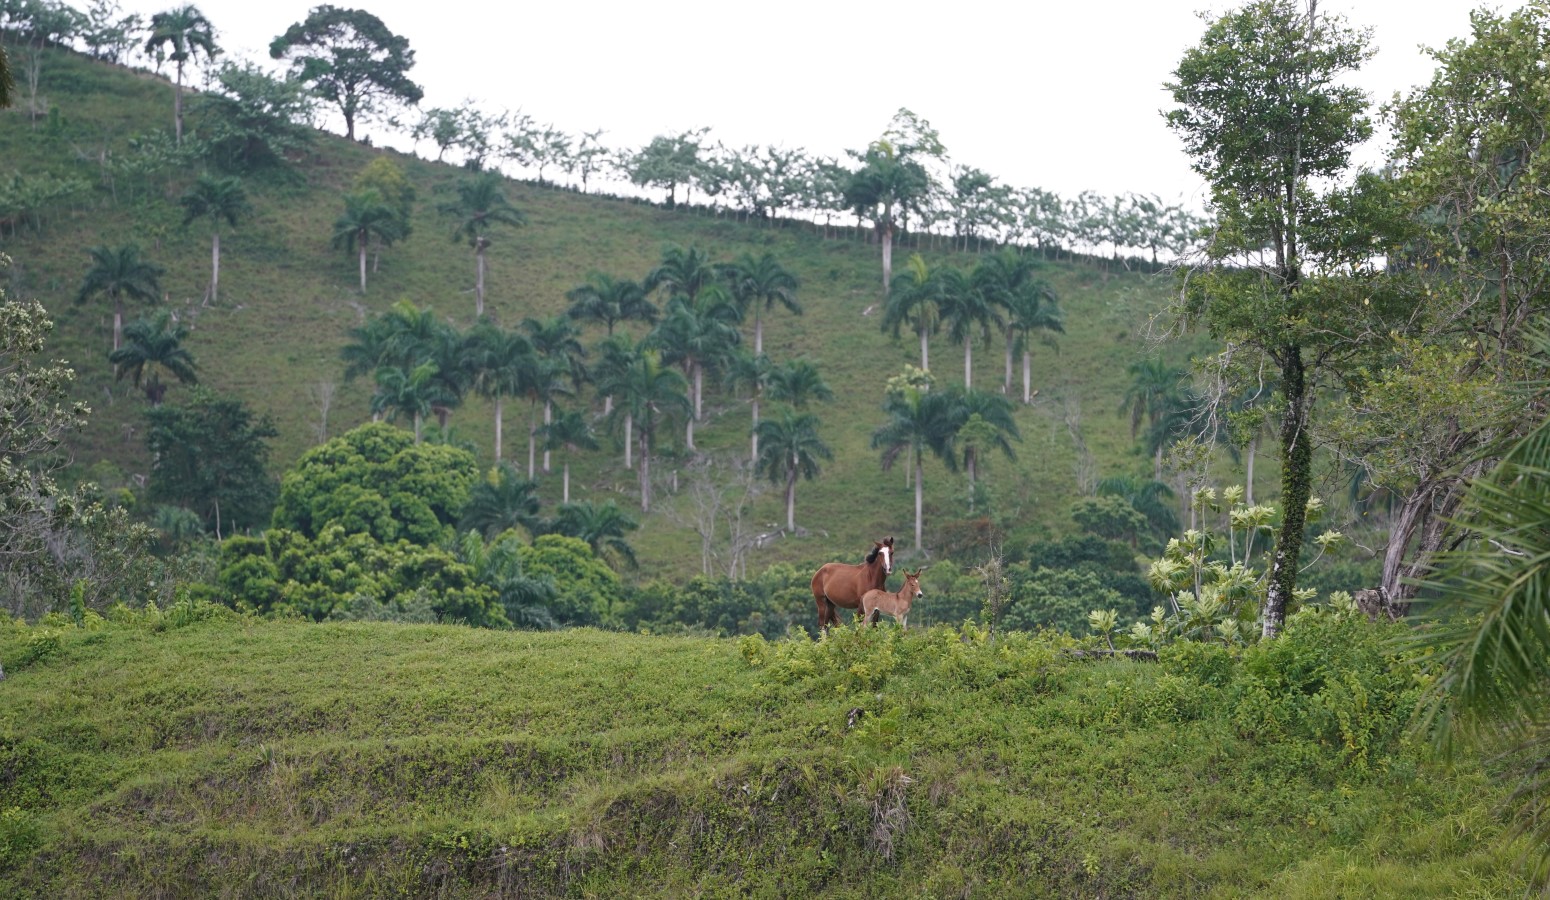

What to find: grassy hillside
left=2, top=47, right=1216, bottom=582
left=0, top=610, right=1527, bottom=897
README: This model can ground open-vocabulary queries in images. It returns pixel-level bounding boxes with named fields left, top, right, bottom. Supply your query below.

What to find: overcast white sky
left=124, top=0, right=1482, bottom=206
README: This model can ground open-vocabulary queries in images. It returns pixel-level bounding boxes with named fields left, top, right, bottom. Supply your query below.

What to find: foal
left=860, top=569, right=924, bottom=630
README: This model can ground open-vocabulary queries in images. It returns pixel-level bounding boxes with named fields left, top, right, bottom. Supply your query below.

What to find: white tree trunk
left=1022, top=351, right=1033, bottom=404
left=494, top=397, right=504, bottom=461
left=210, top=231, right=220, bottom=304
left=964, top=337, right=973, bottom=388
left=542, top=401, right=553, bottom=472
left=475, top=247, right=486, bottom=317
left=624, top=413, right=633, bottom=470
left=359, top=240, right=368, bottom=293
left=919, top=325, right=929, bottom=371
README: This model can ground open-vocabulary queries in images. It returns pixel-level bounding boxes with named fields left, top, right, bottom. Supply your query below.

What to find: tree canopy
left=269, top=5, right=422, bottom=141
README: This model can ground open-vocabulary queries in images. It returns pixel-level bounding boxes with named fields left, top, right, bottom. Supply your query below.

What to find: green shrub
left=0, top=807, right=40, bottom=872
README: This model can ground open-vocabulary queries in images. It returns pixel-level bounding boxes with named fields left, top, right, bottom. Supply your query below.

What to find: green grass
left=2, top=47, right=1266, bottom=585
left=0, top=611, right=1528, bottom=897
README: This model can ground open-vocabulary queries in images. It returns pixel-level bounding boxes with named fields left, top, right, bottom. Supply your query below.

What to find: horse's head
left=873, top=537, right=894, bottom=575
left=904, top=568, right=924, bottom=598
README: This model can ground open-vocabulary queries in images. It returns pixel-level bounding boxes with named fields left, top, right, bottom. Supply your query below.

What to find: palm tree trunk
left=494, top=396, right=504, bottom=461
left=358, top=239, right=368, bottom=293
left=210, top=231, right=220, bottom=304
left=1245, top=435, right=1256, bottom=505
left=563, top=460, right=571, bottom=504
left=785, top=463, right=797, bottom=531
left=693, top=364, right=703, bottom=420
left=624, top=412, right=633, bottom=470
left=1003, top=327, right=1014, bottom=394
left=174, top=63, right=184, bottom=145
left=964, top=337, right=973, bottom=389
left=686, top=414, right=695, bottom=452
left=542, top=400, right=553, bottom=472
left=750, top=394, right=760, bottom=465
left=919, top=324, right=929, bottom=371
left=113, top=295, right=124, bottom=352
left=754, top=311, right=765, bottom=356
left=1022, top=351, right=1033, bottom=404
left=639, top=431, right=651, bottom=512
left=914, top=450, right=925, bottom=554
left=475, top=246, right=486, bottom=317
left=527, top=412, right=537, bottom=478
left=413, top=412, right=423, bottom=444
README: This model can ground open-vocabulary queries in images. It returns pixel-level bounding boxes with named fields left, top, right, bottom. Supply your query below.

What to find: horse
left=861, top=568, right=925, bottom=630
left=810, top=537, right=894, bottom=630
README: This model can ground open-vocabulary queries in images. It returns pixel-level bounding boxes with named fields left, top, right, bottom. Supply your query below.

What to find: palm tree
left=541, top=407, right=597, bottom=503
left=522, top=315, right=587, bottom=472
left=645, top=244, right=721, bottom=304
left=608, top=349, right=689, bottom=512
left=439, top=171, right=525, bottom=316
left=843, top=140, right=932, bottom=297
left=591, top=334, right=644, bottom=469
left=463, top=322, right=535, bottom=462
left=179, top=173, right=249, bottom=305
left=882, top=253, right=942, bottom=371
left=647, top=292, right=740, bottom=450
left=0, top=45, right=13, bottom=110
left=371, top=361, right=445, bottom=443
left=766, top=358, right=834, bottom=410
left=77, top=244, right=164, bottom=352
left=551, top=500, right=639, bottom=570
left=720, top=251, right=800, bottom=355
left=956, top=388, right=1019, bottom=494
left=1095, top=473, right=1179, bottom=547
left=108, top=310, right=197, bottom=405
left=974, top=250, right=1063, bottom=402
left=723, top=350, right=773, bottom=464
left=937, top=266, right=1001, bottom=390
left=454, top=529, right=557, bottom=629
left=332, top=189, right=403, bottom=293
left=460, top=462, right=544, bottom=539
left=1121, top=359, right=1190, bottom=481
left=755, top=409, right=832, bottom=533
left=144, top=4, right=217, bottom=145
left=872, top=385, right=961, bottom=553
left=565, top=272, right=657, bottom=337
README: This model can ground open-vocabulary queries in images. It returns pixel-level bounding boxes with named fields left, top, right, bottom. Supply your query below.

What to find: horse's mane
left=865, top=545, right=880, bottom=564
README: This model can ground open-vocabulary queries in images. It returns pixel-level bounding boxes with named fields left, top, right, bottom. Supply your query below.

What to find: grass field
left=0, top=608, right=1528, bottom=897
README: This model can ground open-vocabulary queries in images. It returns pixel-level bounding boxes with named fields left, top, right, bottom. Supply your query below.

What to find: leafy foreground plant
left=0, top=610, right=1532, bottom=897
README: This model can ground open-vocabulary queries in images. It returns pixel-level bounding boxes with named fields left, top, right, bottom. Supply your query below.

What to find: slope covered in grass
left=1, top=47, right=1211, bottom=582
left=0, top=610, right=1526, bottom=897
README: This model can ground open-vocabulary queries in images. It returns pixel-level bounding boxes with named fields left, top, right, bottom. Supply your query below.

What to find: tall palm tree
left=956, top=388, right=1020, bottom=493
left=459, top=462, right=544, bottom=539
left=371, top=361, right=443, bottom=442
left=551, top=500, right=639, bottom=570
left=332, top=189, right=403, bottom=293
left=522, top=315, right=587, bottom=472
left=608, top=349, right=689, bottom=512
left=77, top=243, right=164, bottom=352
left=721, top=350, right=772, bottom=464
left=872, top=385, right=961, bottom=553
left=108, top=310, right=197, bottom=405
left=937, top=266, right=1001, bottom=390
left=439, top=171, right=525, bottom=316
left=843, top=140, right=932, bottom=297
left=565, top=272, right=657, bottom=337
left=647, top=292, right=740, bottom=450
left=1095, top=473, right=1179, bottom=546
left=179, top=173, right=249, bottom=305
left=974, top=250, right=1063, bottom=402
left=541, top=408, right=598, bottom=503
left=720, top=251, right=800, bottom=355
left=882, top=253, right=942, bottom=371
left=463, top=322, right=535, bottom=463
left=645, top=244, right=721, bottom=304
left=755, top=408, right=832, bottom=533
left=144, top=4, right=217, bottom=145
left=766, top=358, right=834, bottom=410
left=1121, top=359, right=1190, bottom=481
left=591, top=334, right=644, bottom=469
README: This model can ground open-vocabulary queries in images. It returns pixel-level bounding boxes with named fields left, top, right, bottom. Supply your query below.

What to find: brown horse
left=810, top=537, right=894, bottom=630
left=861, top=568, right=925, bottom=630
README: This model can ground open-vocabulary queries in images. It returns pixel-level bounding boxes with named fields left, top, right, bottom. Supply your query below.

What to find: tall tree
left=268, top=5, right=422, bottom=142
left=371, top=360, right=442, bottom=443
left=108, top=309, right=197, bottom=405
left=0, top=43, right=13, bottom=109
left=872, top=384, right=961, bottom=553
left=1121, top=359, right=1190, bottom=481
left=956, top=388, right=1020, bottom=494
left=843, top=139, right=932, bottom=298
left=76, top=243, right=163, bottom=352
left=459, top=462, right=542, bottom=540
left=463, top=322, right=534, bottom=463
left=541, top=407, right=597, bottom=504
left=439, top=171, right=525, bottom=317
left=720, top=251, right=800, bottom=356
left=331, top=188, right=402, bottom=293
left=179, top=173, right=249, bottom=304
left=1166, top=0, right=1375, bottom=637
left=608, top=349, right=689, bottom=512
left=766, top=358, right=833, bottom=410
left=974, top=249, right=1063, bottom=402
left=648, top=291, right=740, bottom=449
left=550, top=500, right=638, bottom=570
left=755, top=408, right=832, bottom=533
left=936, top=266, right=1001, bottom=389
left=144, top=387, right=276, bottom=537
left=522, top=314, right=586, bottom=472
left=143, top=4, right=217, bottom=145
left=565, top=272, right=657, bottom=337
left=882, top=253, right=943, bottom=371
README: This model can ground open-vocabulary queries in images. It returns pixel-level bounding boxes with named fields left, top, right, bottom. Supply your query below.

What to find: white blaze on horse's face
left=881, top=544, right=892, bottom=574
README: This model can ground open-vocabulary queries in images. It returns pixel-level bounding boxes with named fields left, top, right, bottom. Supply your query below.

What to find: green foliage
left=1003, top=564, right=1128, bottom=636
left=216, top=524, right=506, bottom=626
left=268, top=5, right=422, bottom=141
left=144, top=388, right=278, bottom=535
left=192, top=61, right=315, bottom=173
left=516, top=534, right=618, bottom=626
left=272, top=422, right=477, bottom=545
